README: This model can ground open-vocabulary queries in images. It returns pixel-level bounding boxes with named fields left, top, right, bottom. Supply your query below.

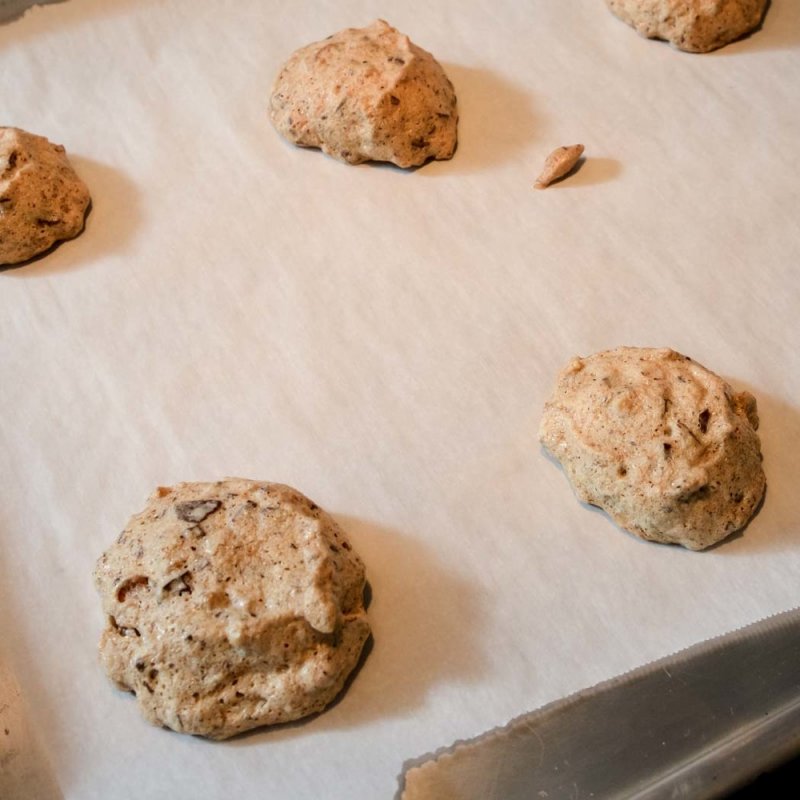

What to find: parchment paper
left=1, top=1, right=799, bottom=798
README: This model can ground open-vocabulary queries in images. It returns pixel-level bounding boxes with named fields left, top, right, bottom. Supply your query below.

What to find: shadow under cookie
left=2, top=156, right=141, bottom=278
left=225, top=516, right=490, bottom=745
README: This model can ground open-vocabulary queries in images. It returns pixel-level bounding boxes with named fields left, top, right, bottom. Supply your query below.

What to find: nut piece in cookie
left=94, top=479, right=371, bottom=739
left=270, top=19, right=458, bottom=168
left=535, top=144, right=584, bottom=189
left=539, top=347, right=765, bottom=550
left=605, top=0, right=768, bottom=53
left=0, top=127, right=90, bottom=265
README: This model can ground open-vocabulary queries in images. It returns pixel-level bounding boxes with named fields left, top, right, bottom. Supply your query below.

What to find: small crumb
left=534, top=144, right=585, bottom=189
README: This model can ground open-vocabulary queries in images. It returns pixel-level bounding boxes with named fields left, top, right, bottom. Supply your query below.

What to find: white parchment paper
left=1, top=1, right=799, bottom=798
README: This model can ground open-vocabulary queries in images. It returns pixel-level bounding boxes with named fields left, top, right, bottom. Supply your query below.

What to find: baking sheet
left=1, top=1, right=799, bottom=797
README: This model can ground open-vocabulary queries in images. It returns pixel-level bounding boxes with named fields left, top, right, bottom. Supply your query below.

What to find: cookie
left=605, top=0, right=768, bottom=53
left=539, top=348, right=765, bottom=550
left=0, top=127, right=90, bottom=265
left=270, top=19, right=458, bottom=167
left=94, top=479, right=371, bottom=739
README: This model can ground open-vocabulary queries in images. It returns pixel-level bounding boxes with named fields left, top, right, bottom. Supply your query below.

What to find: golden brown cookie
left=94, top=479, right=370, bottom=739
left=0, top=127, right=90, bottom=265
left=605, top=0, right=768, bottom=53
left=270, top=19, right=458, bottom=167
left=539, top=348, right=765, bottom=550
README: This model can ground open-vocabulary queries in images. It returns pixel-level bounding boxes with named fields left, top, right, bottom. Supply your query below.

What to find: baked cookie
left=270, top=19, right=458, bottom=167
left=604, top=0, right=768, bottom=53
left=539, top=348, right=765, bottom=550
left=94, top=479, right=370, bottom=739
left=0, top=127, right=90, bottom=265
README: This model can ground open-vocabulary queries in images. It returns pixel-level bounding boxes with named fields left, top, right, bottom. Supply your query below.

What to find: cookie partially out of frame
left=94, top=479, right=371, bottom=739
left=604, top=0, right=768, bottom=53
left=0, top=127, right=90, bottom=265
left=270, top=19, right=458, bottom=167
left=539, top=347, right=765, bottom=550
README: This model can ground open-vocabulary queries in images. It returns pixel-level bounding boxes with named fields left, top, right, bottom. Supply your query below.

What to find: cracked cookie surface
left=270, top=19, right=457, bottom=167
left=0, top=127, right=90, bottom=265
left=605, top=0, right=768, bottom=53
left=94, top=479, right=370, bottom=739
left=539, top=347, right=765, bottom=550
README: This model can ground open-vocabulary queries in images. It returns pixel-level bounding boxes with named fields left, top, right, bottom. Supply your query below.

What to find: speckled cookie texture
left=539, top=348, right=765, bottom=550
left=94, top=479, right=371, bottom=739
left=605, top=0, right=768, bottom=53
left=0, top=127, right=90, bottom=265
left=270, top=19, right=458, bottom=167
